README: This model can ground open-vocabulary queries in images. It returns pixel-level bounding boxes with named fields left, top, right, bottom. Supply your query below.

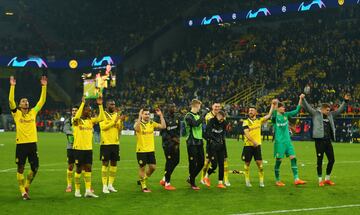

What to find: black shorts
left=15, top=143, right=39, bottom=167
left=67, top=149, right=75, bottom=164
left=100, top=145, right=120, bottom=162
left=207, top=141, right=228, bottom=159
left=74, top=150, right=93, bottom=165
left=242, top=146, right=262, bottom=162
left=136, top=152, right=156, bottom=167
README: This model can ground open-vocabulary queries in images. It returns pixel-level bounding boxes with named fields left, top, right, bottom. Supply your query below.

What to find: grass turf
left=0, top=132, right=359, bottom=215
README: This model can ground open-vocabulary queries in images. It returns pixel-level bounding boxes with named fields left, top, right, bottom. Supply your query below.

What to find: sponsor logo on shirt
left=276, top=122, right=288, bottom=127
left=212, top=128, right=224, bottom=133
left=79, top=126, right=93, bottom=131
left=19, top=118, right=35, bottom=123
left=167, top=125, right=178, bottom=131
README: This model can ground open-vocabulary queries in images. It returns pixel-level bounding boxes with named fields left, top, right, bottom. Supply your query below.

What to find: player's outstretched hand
left=40, top=76, right=48, bottom=86
left=300, top=94, right=305, bottom=99
left=272, top=99, right=278, bottom=105
left=138, top=109, right=143, bottom=118
left=96, top=96, right=103, bottom=105
left=10, top=76, right=16, bottom=86
left=155, top=108, right=163, bottom=117
left=81, top=95, right=86, bottom=103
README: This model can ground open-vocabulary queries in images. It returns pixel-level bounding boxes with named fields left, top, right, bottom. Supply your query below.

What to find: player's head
left=82, top=103, right=92, bottom=118
left=142, top=108, right=150, bottom=122
left=278, top=102, right=286, bottom=113
left=168, top=103, right=177, bottom=114
left=320, top=103, right=331, bottom=115
left=211, top=102, right=221, bottom=114
left=216, top=110, right=226, bottom=122
left=190, top=99, right=202, bottom=113
left=71, top=105, right=79, bottom=117
left=19, top=98, right=29, bottom=110
left=248, top=106, right=258, bottom=118
left=106, top=99, right=116, bottom=113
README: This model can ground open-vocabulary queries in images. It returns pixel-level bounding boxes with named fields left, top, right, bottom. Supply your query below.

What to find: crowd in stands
left=115, top=10, right=359, bottom=116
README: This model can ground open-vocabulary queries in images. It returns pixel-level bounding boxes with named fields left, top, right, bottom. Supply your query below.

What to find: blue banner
left=186, top=0, right=360, bottom=27
left=0, top=55, right=122, bottom=70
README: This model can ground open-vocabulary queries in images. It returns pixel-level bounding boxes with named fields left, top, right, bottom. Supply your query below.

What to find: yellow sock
left=24, top=170, right=34, bottom=189
left=84, top=172, right=91, bottom=191
left=224, top=160, right=229, bottom=183
left=109, top=166, right=117, bottom=186
left=74, top=172, right=81, bottom=192
left=244, top=164, right=250, bottom=183
left=67, top=169, right=73, bottom=187
left=258, top=164, right=264, bottom=183
left=140, top=176, right=147, bottom=189
left=16, top=173, right=26, bottom=194
left=201, top=161, right=210, bottom=180
left=101, top=165, right=109, bottom=186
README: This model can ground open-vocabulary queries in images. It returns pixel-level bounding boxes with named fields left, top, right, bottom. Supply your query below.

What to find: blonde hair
left=191, top=99, right=202, bottom=107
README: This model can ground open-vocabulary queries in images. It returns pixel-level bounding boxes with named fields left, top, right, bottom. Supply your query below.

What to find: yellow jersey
left=242, top=117, right=266, bottom=146
left=135, top=120, right=161, bottom=153
left=9, top=85, right=46, bottom=144
left=73, top=102, right=105, bottom=150
left=100, top=111, right=123, bottom=145
left=205, top=111, right=216, bottom=125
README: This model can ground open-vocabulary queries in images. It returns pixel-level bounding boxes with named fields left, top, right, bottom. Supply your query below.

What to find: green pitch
left=0, top=132, right=359, bottom=215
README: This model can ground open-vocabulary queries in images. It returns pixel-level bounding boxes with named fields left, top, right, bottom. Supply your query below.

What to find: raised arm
left=286, top=105, right=301, bottom=118
left=91, top=97, right=105, bottom=124
left=74, top=98, right=85, bottom=120
left=286, top=95, right=303, bottom=117
left=134, top=109, right=143, bottom=132
left=34, top=76, right=47, bottom=113
left=155, top=108, right=166, bottom=129
left=301, top=94, right=317, bottom=115
left=9, top=76, right=17, bottom=111
left=332, top=94, right=350, bottom=117
left=263, top=99, right=277, bottom=121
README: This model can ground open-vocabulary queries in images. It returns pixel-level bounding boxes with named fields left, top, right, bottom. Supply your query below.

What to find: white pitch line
left=232, top=204, right=360, bottom=215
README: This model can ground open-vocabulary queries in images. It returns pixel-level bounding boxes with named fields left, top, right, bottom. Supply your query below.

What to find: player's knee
left=149, top=165, right=156, bottom=172
left=102, top=161, right=110, bottom=167
left=30, top=162, right=39, bottom=173
left=68, top=164, right=74, bottom=171
left=17, top=165, right=25, bottom=174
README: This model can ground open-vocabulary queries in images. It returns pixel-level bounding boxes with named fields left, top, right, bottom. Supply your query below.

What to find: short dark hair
left=321, top=103, right=331, bottom=109
left=248, top=106, right=257, bottom=110
left=278, top=102, right=285, bottom=108
left=142, top=108, right=150, bottom=112
left=106, top=99, right=115, bottom=104
left=218, top=110, right=226, bottom=117
left=72, top=105, right=79, bottom=109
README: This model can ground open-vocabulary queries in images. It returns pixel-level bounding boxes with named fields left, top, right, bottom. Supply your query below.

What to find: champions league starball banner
left=186, top=0, right=360, bottom=27
left=0, top=55, right=122, bottom=70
